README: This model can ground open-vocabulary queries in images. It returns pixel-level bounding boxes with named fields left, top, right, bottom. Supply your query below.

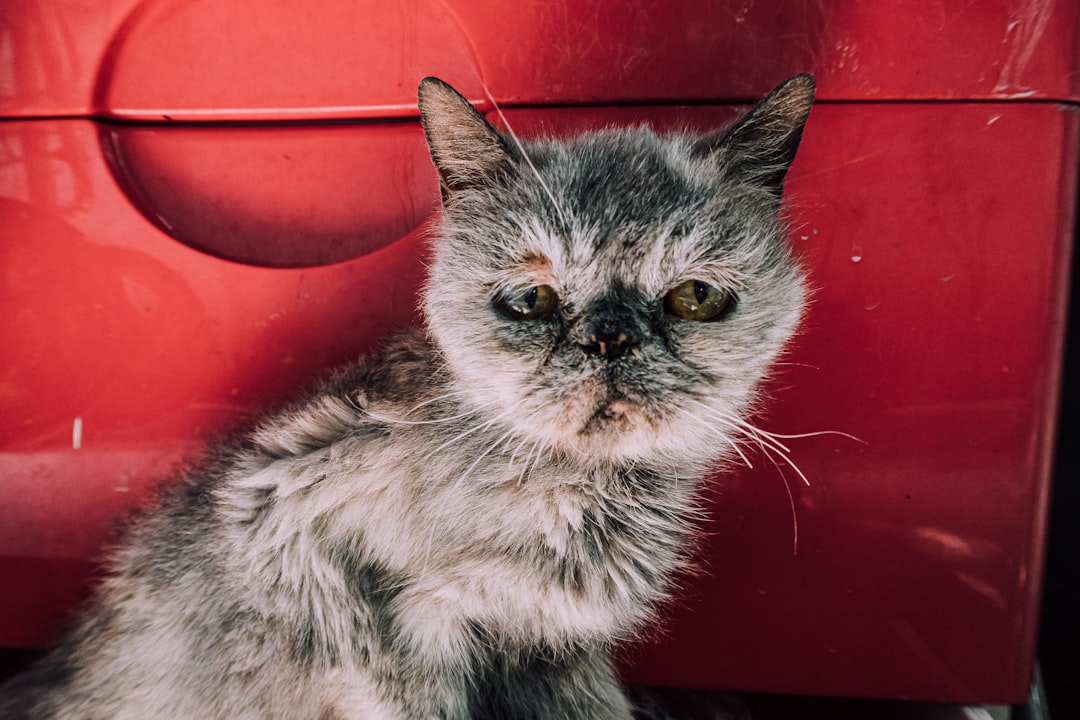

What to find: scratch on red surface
left=994, top=0, right=1055, bottom=96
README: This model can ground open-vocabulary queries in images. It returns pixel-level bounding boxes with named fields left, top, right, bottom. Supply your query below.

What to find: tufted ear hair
left=692, top=73, right=816, bottom=197
left=418, top=78, right=519, bottom=201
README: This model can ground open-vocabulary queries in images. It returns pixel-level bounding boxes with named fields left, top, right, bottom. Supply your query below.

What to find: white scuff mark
left=993, top=0, right=1055, bottom=95
left=961, top=706, right=1010, bottom=720
left=723, top=0, right=755, bottom=24
left=793, top=151, right=885, bottom=181
left=72, top=417, right=83, bottom=450
left=986, top=114, right=1003, bottom=126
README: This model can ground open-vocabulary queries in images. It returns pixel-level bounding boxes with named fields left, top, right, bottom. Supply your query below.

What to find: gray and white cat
left=0, top=74, right=814, bottom=719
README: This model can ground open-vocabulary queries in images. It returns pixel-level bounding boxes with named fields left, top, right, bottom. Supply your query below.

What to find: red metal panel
left=100, top=123, right=439, bottom=266
left=0, top=118, right=431, bottom=642
left=614, top=101, right=1077, bottom=703
left=2, top=1, right=1077, bottom=120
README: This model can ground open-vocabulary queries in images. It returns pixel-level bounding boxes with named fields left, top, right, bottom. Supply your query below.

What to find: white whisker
left=736, top=424, right=811, bottom=488
left=516, top=440, right=539, bottom=488
left=506, top=435, right=529, bottom=472
left=768, top=451, right=800, bottom=556
left=688, top=400, right=813, bottom=489
left=428, top=412, right=509, bottom=457
left=476, top=84, right=570, bottom=230
left=729, top=418, right=792, bottom=454
left=360, top=407, right=482, bottom=427
left=455, top=426, right=518, bottom=488
left=753, top=428, right=865, bottom=444
left=525, top=439, right=550, bottom=486
left=400, top=389, right=474, bottom=417
left=711, top=416, right=801, bottom=556
left=723, top=435, right=756, bottom=470
left=681, top=400, right=756, bottom=468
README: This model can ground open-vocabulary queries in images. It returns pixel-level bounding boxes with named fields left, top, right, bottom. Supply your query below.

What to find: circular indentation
left=100, top=122, right=439, bottom=267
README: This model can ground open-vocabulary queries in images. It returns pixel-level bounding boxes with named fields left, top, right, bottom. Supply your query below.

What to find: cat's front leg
left=471, top=646, right=633, bottom=720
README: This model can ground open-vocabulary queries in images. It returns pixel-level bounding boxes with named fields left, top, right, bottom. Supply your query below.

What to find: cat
left=0, top=73, right=814, bottom=719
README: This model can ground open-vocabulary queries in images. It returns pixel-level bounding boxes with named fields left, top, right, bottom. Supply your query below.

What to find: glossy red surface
left=2, top=0, right=1077, bottom=121
left=101, top=123, right=439, bottom=266
left=617, top=102, right=1077, bottom=702
left=1, top=0, right=1076, bottom=707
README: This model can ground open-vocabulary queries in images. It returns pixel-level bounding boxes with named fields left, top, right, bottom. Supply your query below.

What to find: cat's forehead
left=547, top=130, right=700, bottom=219
left=451, top=128, right=769, bottom=296
left=535, top=132, right=728, bottom=255
left=509, top=214, right=734, bottom=298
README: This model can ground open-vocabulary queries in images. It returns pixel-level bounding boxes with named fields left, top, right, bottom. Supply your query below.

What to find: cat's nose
left=581, top=325, right=641, bottom=361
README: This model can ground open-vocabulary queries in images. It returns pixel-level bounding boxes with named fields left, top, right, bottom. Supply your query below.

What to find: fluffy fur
left=0, top=74, right=814, bottom=719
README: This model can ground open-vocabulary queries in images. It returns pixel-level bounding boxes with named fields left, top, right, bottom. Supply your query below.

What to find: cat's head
left=418, top=76, right=813, bottom=468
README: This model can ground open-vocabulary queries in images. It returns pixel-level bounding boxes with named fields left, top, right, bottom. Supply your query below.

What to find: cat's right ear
left=693, top=73, right=816, bottom=198
left=418, top=78, right=518, bottom=202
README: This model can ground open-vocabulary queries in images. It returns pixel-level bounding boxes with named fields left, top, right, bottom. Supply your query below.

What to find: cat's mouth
left=579, top=395, right=651, bottom=437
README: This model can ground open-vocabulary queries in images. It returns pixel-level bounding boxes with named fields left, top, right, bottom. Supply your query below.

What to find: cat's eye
left=663, top=279, right=735, bottom=322
left=496, top=284, right=560, bottom=321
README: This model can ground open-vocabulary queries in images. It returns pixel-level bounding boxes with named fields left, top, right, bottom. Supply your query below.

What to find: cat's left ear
left=418, top=78, right=519, bottom=201
left=694, top=73, right=816, bottom=197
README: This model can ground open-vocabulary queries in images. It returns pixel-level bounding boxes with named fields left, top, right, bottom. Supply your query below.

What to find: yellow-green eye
left=664, top=279, right=735, bottom=321
left=496, top=284, right=560, bottom=321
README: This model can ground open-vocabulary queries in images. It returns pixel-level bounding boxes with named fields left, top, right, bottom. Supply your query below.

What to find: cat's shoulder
left=331, top=324, right=445, bottom=406
left=366, top=324, right=441, bottom=381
